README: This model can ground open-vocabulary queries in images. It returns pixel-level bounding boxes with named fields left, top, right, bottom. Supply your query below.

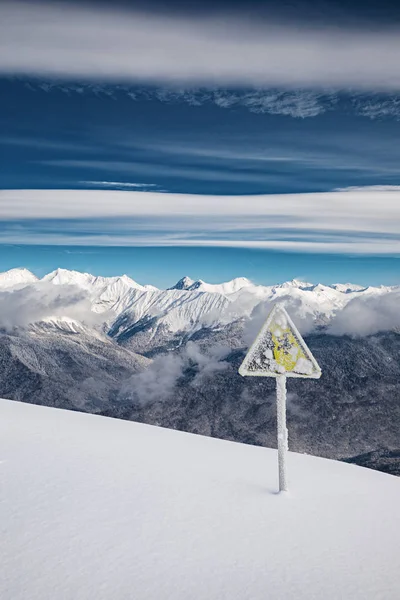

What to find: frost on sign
left=239, top=305, right=321, bottom=379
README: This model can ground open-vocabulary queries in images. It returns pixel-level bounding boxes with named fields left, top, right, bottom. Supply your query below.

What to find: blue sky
left=0, top=0, right=400, bottom=286
left=2, top=246, right=400, bottom=289
left=3, top=80, right=400, bottom=195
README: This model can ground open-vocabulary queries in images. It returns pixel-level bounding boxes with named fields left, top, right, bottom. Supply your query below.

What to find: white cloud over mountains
left=328, top=291, right=400, bottom=336
left=0, top=188, right=399, bottom=254
left=2, top=1, right=400, bottom=89
left=0, top=283, right=101, bottom=331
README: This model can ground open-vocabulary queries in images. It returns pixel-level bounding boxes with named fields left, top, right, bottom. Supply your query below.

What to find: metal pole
left=276, top=375, right=288, bottom=492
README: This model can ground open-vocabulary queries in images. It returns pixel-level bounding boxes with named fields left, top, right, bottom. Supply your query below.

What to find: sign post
left=276, top=374, right=288, bottom=492
left=239, top=304, right=321, bottom=493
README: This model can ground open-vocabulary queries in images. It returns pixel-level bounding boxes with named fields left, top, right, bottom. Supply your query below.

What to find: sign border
left=239, top=304, right=322, bottom=379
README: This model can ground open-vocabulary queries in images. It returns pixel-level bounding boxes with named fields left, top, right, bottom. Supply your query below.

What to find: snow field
left=1, top=398, right=399, bottom=600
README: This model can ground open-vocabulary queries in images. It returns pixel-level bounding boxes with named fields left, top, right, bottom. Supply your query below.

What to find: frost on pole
left=239, top=304, right=321, bottom=379
left=239, top=304, right=321, bottom=493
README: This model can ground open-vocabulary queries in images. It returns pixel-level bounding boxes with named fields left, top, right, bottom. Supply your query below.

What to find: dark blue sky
left=82, top=0, right=400, bottom=24
left=2, top=79, right=400, bottom=194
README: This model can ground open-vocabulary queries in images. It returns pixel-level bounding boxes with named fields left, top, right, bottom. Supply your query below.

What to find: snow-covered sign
left=239, top=304, right=321, bottom=493
left=239, top=304, right=321, bottom=378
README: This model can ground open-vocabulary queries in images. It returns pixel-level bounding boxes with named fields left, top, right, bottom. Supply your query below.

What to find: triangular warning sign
left=239, top=304, right=321, bottom=378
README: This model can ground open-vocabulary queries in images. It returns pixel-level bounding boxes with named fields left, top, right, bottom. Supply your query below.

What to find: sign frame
left=239, top=304, right=321, bottom=379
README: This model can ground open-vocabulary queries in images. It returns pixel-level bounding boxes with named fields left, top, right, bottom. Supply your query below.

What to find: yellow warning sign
left=239, top=305, right=321, bottom=378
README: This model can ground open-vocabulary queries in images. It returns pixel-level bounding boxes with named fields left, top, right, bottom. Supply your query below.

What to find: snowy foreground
left=1, top=399, right=399, bottom=600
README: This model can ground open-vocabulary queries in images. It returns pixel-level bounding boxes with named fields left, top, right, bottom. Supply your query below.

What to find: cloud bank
left=328, top=291, right=400, bottom=336
left=0, top=283, right=102, bottom=330
left=0, top=188, right=399, bottom=254
left=2, top=2, right=400, bottom=89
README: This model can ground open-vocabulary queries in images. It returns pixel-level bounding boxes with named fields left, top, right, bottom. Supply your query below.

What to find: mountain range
left=0, top=267, right=399, bottom=475
left=1, top=267, right=396, bottom=336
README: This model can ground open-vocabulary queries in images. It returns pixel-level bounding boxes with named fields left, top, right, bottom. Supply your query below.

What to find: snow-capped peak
left=42, top=269, right=146, bottom=291
left=169, top=276, right=196, bottom=290
left=0, top=267, right=38, bottom=288
left=169, top=276, right=253, bottom=294
left=42, top=268, right=94, bottom=287
left=278, top=279, right=313, bottom=290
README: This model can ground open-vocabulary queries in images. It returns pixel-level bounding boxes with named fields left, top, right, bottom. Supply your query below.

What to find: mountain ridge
left=1, top=266, right=393, bottom=295
left=0, top=267, right=398, bottom=342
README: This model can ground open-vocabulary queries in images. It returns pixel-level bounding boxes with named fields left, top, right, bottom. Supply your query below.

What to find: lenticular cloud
left=0, top=189, right=398, bottom=254
left=1, top=2, right=400, bottom=89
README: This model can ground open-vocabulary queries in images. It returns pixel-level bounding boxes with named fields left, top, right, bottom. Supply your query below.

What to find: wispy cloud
left=0, top=189, right=399, bottom=254
left=118, top=341, right=229, bottom=406
left=81, top=181, right=160, bottom=190
left=0, top=136, right=96, bottom=153
left=334, top=185, right=400, bottom=192
left=25, top=81, right=333, bottom=118
left=352, top=96, right=400, bottom=120
left=17, top=80, right=400, bottom=121
left=2, top=2, right=400, bottom=89
left=39, top=155, right=400, bottom=185
left=42, top=159, right=314, bottom=184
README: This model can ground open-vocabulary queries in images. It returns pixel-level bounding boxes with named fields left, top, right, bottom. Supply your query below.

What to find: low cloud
left=328, top=291, right=400, bottom=336
left=122, top=352, right=185, bottom=406
left=243, top=292, right=400, bottom=339
left=2, top=2, right=400, bottom=89
left=0, top=283, right=102, bottom=330
left=186, top=342, right=230, bottom=387
left=120, top=341, right=230, bottom=406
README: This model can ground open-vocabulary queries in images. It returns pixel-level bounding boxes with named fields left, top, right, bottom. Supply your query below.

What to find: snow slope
left=1, top=399, right=399, bottom=600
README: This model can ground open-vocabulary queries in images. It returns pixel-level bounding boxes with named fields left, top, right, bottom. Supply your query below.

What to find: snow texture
left=1, top=399, right=399, bottom=600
